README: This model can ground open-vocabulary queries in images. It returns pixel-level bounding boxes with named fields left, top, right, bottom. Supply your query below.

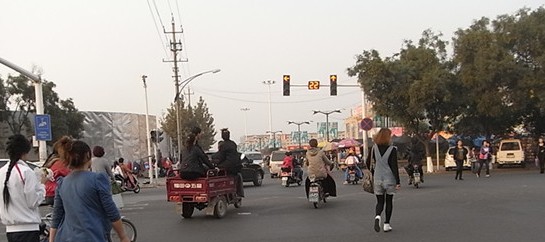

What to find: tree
left=0, top=74, right=85, bottom=141
left=452, top=13, right=534, bottom=137
left=348, top=30, right=457, bottom=156
left=161, top=97, right=216, bottom=152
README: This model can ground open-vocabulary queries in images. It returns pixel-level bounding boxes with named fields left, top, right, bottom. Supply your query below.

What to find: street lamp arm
left=180, top=69, right=221, bottom=90
left=0, top=56, right=41, bottom=82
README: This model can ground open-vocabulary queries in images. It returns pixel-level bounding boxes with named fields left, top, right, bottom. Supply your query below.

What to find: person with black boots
left=450, top=140, right=469, bottom=180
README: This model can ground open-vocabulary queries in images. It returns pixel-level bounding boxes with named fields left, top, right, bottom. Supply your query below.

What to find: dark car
left=204, top=152, right=264, bottom=187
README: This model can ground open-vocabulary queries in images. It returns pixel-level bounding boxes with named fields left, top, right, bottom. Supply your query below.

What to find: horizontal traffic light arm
left=289, top=84, right=359, bottom=87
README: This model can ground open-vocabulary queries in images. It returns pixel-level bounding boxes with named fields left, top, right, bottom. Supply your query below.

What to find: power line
left=175, top=0, right=182, bottom=26
left=146, top=0, right=170, bottom=57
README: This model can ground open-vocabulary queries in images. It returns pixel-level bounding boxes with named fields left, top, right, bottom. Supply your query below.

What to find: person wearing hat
left=213, top=128, right=244, bottom=197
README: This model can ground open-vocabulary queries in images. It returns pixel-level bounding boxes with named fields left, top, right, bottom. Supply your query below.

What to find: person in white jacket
left=0, top=135, right=46, bottom=242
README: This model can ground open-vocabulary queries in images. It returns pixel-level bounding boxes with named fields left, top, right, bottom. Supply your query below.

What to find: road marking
left=237, top=212, right=252, bottom=215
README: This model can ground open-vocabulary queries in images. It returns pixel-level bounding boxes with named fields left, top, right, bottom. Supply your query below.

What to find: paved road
left=1, top=168, right=544, bottom=242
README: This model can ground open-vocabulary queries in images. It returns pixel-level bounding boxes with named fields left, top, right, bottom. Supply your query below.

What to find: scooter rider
left=293, top=155, right=304, bottom=181
left=343, top=149, right=363, bottom=184
left=282, top=152, right=302, bottom=181
left=405, top=145, right=424, bottom=184
left=304, top=139, right=336, bottom=197
left=212, top=128, right=244, bottom=197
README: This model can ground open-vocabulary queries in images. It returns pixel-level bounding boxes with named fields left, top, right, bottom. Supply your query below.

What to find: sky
left=1, top=0, right=543, bottom=142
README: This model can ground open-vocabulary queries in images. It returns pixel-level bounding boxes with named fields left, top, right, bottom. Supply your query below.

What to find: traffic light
left=157, top=130, right=164, bottom=143
left=283, top=75, right=290, bottom=96
left=150, top=130, right=164, bottom=143
left=330, top=75, right=337, bottom=96
left=150, top=130, right=157, bottom=143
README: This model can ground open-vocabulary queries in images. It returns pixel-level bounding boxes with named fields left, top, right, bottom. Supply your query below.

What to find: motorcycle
left=308, top=176, right=328, bottom=208
left=115, top=173, right=141, bottom=193
left=280, top=167, right=301, bottom=187
left=347, top=165, right=360, bottom=185
left=407, top=164, right=422, bottom=188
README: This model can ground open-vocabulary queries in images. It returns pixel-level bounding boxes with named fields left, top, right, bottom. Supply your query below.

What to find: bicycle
left=40, top=213, right=137, bottom=242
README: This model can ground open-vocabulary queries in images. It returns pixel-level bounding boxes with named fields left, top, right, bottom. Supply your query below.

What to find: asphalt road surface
left=1, top=168, right=544, bottom=242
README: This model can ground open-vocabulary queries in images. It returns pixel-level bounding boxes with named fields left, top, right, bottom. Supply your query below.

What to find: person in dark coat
left=537, top=138, right=545, bottom=174
left=449, top=140, right=469, bottom=180
left=212, top=128, right=244, bottom=197
left=179, top=131, right=215, bottom=180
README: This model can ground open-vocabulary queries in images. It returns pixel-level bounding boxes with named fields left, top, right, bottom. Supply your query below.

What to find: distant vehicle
left=444, top=147, right=472, bottom=171
left=205, top=151, right=264, bottom=186
left=496, top=139, right=525, bottom=168
left=268, top=151, right=286, bottom=178
left=244, top=152, right=264, bottom=167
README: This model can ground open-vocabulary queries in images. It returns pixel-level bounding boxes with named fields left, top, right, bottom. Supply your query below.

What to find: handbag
left=362, top=157, right=375, bottom=194
left=362, top=169, right=374, bottom=194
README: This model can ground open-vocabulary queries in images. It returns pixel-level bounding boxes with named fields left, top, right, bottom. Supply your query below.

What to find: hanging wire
left=146, top=0, right=170, bottom=57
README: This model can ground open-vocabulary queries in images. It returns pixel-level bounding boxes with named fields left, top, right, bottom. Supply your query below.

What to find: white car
left=444, top=147, right=472, bottom=171
left=496, top=139, right=525, bottom=167
left=244, top=152, right=264, bottom=167
left=269, top=151, right=286, bottom=178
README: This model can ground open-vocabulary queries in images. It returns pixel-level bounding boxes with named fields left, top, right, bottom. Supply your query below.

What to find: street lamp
left=287, top=121, right=310, bottom=148
left=174, top=69, right=221, bottom=160
left=262, top=80, right=275, bottom=140
left=141, top=75, right=154, bottom=184
left=241, top=107, right=250, bottom=149
left=0, top=57, right=47, bottom=162
left=313, top=109, right=341, bottom=142
left=266, top=130, right=282, bottom=149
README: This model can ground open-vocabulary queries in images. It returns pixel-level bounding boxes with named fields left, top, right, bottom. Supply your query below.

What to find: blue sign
left=34, top=114, right=52, bottom=141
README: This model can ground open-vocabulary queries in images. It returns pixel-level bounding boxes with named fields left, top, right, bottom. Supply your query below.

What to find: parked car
left=205, top=151, right=264, bottom=186
left=444, top=147, right=472, bottom=171
left=496, top=139, right=525, bottom=168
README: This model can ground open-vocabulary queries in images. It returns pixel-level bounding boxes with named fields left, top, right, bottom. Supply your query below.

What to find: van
left=269, top=151, right=286, bottom=178
left=496, top=139, right=525, bottom=168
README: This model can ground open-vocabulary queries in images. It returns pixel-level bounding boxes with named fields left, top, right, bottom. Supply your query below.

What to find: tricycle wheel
left=313, top=202, right=318, bottom=209
left=181, top=203, right=194, bottom=218
left=214, top=197, right=227, bottom=218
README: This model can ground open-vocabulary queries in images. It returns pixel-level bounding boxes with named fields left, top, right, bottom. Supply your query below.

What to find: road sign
left=307, top=81, right=320, bottom=90
left=360, top=118, right=374, bottom=131
left=34, top=114, right=52, bottom=141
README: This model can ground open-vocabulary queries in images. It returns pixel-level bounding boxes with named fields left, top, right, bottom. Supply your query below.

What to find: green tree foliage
left=161, top=97, right=216, bottom=152
left=453, top=7, right=545, bottom=136
left=0, top=74, right=85, bottom=141
left=348, top=30, right=457, bottom=155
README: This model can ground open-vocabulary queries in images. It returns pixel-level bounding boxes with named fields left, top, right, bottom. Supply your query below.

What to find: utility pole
left=163, top=17, right=187, bottom=161
left=184, top=87, right=194, bottom=107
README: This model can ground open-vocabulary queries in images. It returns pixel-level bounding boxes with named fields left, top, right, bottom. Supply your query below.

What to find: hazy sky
left=1, top=0, right=543, bottom=141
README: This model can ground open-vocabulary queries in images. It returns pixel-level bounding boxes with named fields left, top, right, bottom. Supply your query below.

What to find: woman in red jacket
left=43, top=139, right=71, bottom=205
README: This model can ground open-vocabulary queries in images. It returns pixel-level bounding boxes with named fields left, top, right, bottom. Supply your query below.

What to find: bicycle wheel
left=110, top=217, right=137, bottom=242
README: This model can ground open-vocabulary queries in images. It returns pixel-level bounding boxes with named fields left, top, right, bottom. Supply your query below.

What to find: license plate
left=414, top=173, right=420, bottom=177
left=309, top=186, right=319, bottom=192
left=309, top=192, right=319, bottom=202
left=282, top=177, right=288, bottom=181
left=507, top=154, right=514, bottom=158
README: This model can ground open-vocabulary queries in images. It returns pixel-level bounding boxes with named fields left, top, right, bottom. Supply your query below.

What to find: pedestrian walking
left=49, top=136, right=129, bottom=242
left=450, top=140, right=469, bottom=180
left=366, top=128, right=400, bottom=233
left=0, top=135, right=46, bottom=242
left=536, top=138, right=545, bottom=174
left=91, top=146, right=114, bottom=181
left=42, top=140, right=71, bottom=205
left=476, top=140, right=493, bottom=178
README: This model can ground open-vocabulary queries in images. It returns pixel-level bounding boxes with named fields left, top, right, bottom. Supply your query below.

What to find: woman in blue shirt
left=49, top=136, right=129, bottom=242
